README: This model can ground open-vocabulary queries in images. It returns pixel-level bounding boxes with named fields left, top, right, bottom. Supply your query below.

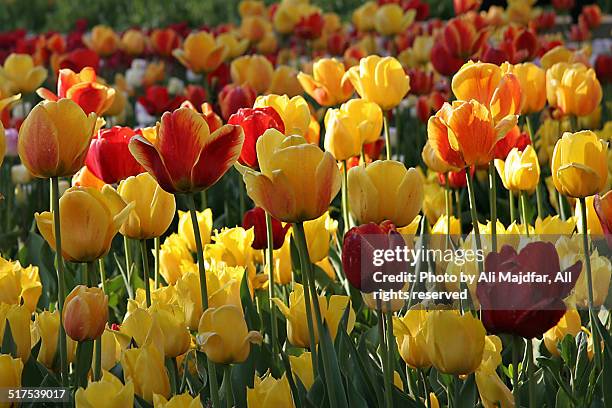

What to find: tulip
left=230, top=55, right=274, bottom=94
left=37, top=67, right=116, bottom=116
left=83, top=25, right=119, bottom=56
left=129, top=107, right=244, bottom=194
left=343, top=55, right=410, bottom=111
left=393, top=306, right=431, bottom=369
left=551, top=131, right=608, bottom=198
left=85, top=126, right=143, bottom=184
left=324, top=99, right=383, bottom=161
left=35, top=186, right=133, bottom=262
left=474, top=336, right=514, bottom=408
left=75, top=371, right=134, bottom=408
left=352, top=2, right=378, bottom=32
left=229, top=107, right=285, bottom=169
left=478, top=242, right=581, bottom=338
left=295, top=9, right=325, bottom=40
left=240, top=15, right=272, bottom=43
left=0, top=303, right=31, bottom=361
left=493, top=125, right=530, bottom=161
left=150, top=28, right=181, bottom=57
left=153, top=393, right=203, bottom=408
left=575, top=195, right=604, bottom=236
left=72, top=166, right=106, bottom=190
left=543, top=309, right=582, bottom=357
left=138, top=85, right=185, bottom=116
left=239, top=0, right=265, bottom=17
left=242, top=207, right=290, bottom=250
left=374, top=4, right=416, bottom=36
left=177, top=209, right=213, bottom=253
left=454, top=0, right=482, bottom=14
left=159, top=234, right=193, bottom=285
left=565, top=247, right=611, bottom=308
left=121, top=29, right=146, bottom=55
left=122, top=344, right=170, bottom=402
left=218, top=84, right=257, bottom=121
left=0, top=53, right=47, bottom=94
left=247, top=373, right=295, bottom=408
left=534, top=215, right=577, bottom=237
left=95, top=328, right=122, bottom=372
left=118, top=173, right=176, bottom=240
left=56, top=48, right=101, bottom=73
left=298, top=58, right=354, bottom=107
left=267, top=65, right=304, bottom=97
left=425, top=310, right=486, bottom=375
left=301, top=212, right=337, bottom=263
left=546, top=63, right=603, bottom=117
left=240, top=129, right=341, bottom=223
left=0, top=257, right=41, bottom=313
left=196, top=305, right=262, bottom=364
left=494, top=145, right=540, bottom=193
left=132, top=304, right=191, bottom=358
left=501, top=62, right=546, bottom=114
left=0, top=354, right=23, bottom=391
left=289, top=352, right=314, bottom=389
left=31, top=311, right=78, bottom=368
left=62, top=285, right=108, bottom=342
left=173, top=31, right=226, bottom=74
left=254, top=94, right=311, bottom=137
left=594, top=191, right=612, bottom=246
left=348, top=160, right=423, bottom=227
left=427, top=100, right=517, bottom=168
left=18, top=99, right=97, bottom=178
left=216, top=32, right=249, bottom=59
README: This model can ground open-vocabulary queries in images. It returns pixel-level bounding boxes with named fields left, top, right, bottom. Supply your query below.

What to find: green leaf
left=1, top=321, right=17, bottom=358
left=240, top=269, right=260, bottom=331
left=318, top=323, right=348, bottom=408
left=74, top=339, right=94, bottom=389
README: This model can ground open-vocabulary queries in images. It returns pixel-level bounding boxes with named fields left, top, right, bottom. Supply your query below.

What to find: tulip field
left=0, top=0, right=612, bottom=407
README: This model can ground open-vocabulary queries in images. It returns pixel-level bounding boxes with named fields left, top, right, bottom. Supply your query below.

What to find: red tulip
left=477, top=242, right=581, bottom=339
left=416, top=91, right=446, bottom=124
left=184, top=85, right=207, bottom=108
left=431, top=16, right=488, bottom=76
left=56, top=48, right=100, bottom=72
left=595, top=54, right=612, bottom=84
left=129, top=107, right=244, bottom=194
left=530, top=10, right=556, bottom=31
left=228, top=107, right=285, bottom=169
left=407, top=68, right=434, bottom=95
left=242, top=207, right=290, bottom=250
left=492, top=125, right=530, bottom=160
left=453, top=0, right=481, bottom=15
left=594, top=193, right=612, bottom=249
left=438, top=167, right=472, bottom=189
left=138, top=85, right=186, bottom=116
left=295, top=11, right=324, bottom=40
left=552, top=0, right=574, bottom=11
left=218, top=84, right=258, bottom=121
left=580, top=5, right=602, bottom=29
left=150, top=28, right=181, bottom=57
left=85, top=126, right=144, bottom=184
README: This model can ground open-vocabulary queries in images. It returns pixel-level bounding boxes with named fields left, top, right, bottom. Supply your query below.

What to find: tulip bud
left=247, top=373, right=294, bottom=408
left=394, top=307, right=431, bottom=369
left=63, top=285, right=108, bottom=342
left=218, top=84, right=257, bottom=121
left=302, top=212, right=336, bottom=263
left=543, top=310, right=582, bottom=357
left=231, top=55, right=274, bottom=94
left=75, top=371, right=134, bottom=408
left=242, top=207, right=289, bottom=250
left=172, top=31, right=226, bottom=74
left=121, top=29, right=146, bottom=56
left=86, top=126, right=144, bottom=184
left=289, top=352, right=314, bottom=389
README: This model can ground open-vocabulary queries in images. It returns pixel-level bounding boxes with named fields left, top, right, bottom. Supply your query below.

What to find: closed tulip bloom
left=427, top=100, right=517, bottom=168
left=242, top=207, right=290, bottom=250
left=151, top=304, right=191, bottom=358
left=121, top=29, right=146, bottom=55
left=289, top=352, right=314, bottom=389
left=230, top=55, right=274, bottom=94
left=37, top=67, right=115, bottom=116
left=150, top=28, right=180, bottom=57
left=374, top=4, right=416, bottom=36
left=247, top=373, right=295, bottom=408
left=31, top=310, right=77, bottom=368
left=63, top=285, right=108, bottom=342
left=153, top=393, right=203, bottom=408
left=546, top=62, right=603, bottom=117
left=298, top=58, right=354, bottom=106
left=35, top=186, right=133, bottom=262
left=393, top=307, right=431, bottom=369
left=343, top=55, right=410, bottom=110
left=543, top=309, right=582, bottom=357
left=570, top=250, right=611, bottom=308
left=75, top=371, right=134, bottom=408
left=551, top=131, right=608, bottom=198
left=218, top=84, right=257, bottom=121
left=0, top=303, right=31, bottom=361
left=173, top=32, right=226, bottom=74
left=241, top=129, right=341, bottom=223
left=83, top=25, right=119, bottom=56
left=425, top=310, right=486, bottom=375
left=254, top=94, right=311, bottom=137
left=18, top=99, right=97, bottom=178
left=216, top=32, right=249, bottom=59
left=474, top=336, right=514, bottom=408
left=177, top=209, right=213, bottom=252
left=352, top=2, right=378, bottom=32
left=122, top=344, right=170, bottom=403
left=0, top=354, right=23, bottom=391
left=196, top=304, right=262, bottom=364
left=118, top=173, right=176, bottom=240
left=0, top=53, right=47, bottom=94
left=494, top=145, right=540, bottom=192
left=348, top=160, right=423, bottom=227
left=501, top=62, right=546, bottom=114
left=85, top=126, right=143, bottom=184
left=267, top=65, right=304, bottom=97
left=301, top=212, right=337, bottom=263
left=129, top=107, right=244, bottom=194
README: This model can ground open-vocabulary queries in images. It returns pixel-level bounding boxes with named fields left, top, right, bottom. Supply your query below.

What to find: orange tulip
left=63, top=285, right=108, bottom=341
left=173, top=31, right=227, bottom=73
left=83, top=25, right=119, bottom=56
left=150, top=28, right=181, bottom=57
left=121, top=29, right=146, bottom=56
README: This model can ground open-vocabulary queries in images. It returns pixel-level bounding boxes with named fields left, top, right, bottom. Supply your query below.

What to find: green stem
left=453, top=378, right=459, bottom=408
left=342, top=160, right=351, bottom=234
left=420, top=369, right=430, bottom=407
left=536, top=183, right=544, bottom=220
left=99, top=259, right=107, bottom=293
left=265, top=212, right=279, bottom=358
left=123, top=235, right=134, bottom=299
left=224, top=365, right=233, bottom=408
left=378, top=307, right=393, bottom=408
left=86, top=261, right=95, bottom=286
left=200, top=190, right=208, bottom=210
left=94, top=336, right=102, bottom=381
left=154, top=236, right=160, bottom=289
left=385, top=310, right=395, bottom=405
left=384, top=112, right=391, bottom=160
left=238, top=169, right=245, bottom=220
left=527, top=339, right=535, bottom=408
left=465, top=170, right=483, bottom=274
left=171, top=357, right=179, bottom=394
left=512, top=335, right=521, bottom=408
left=140, top=240, right=151, bottom=307
left=509, top=190, right=516, bottom=223
left=51, top=177, right=69, bottom=386
left=455, top=189, right=462, bottom=233
left=558, top=191, right=567, bottom=220
left=520, top=191, right=530, bottom=236
left=488, top=162, right=497, bottom=252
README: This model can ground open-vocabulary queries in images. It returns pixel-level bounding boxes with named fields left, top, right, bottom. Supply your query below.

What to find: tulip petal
left=128, top=136, right=176, bottom=193
left=18, top=104, right=60, bottom=177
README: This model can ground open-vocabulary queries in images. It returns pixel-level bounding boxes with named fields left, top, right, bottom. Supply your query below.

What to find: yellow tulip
left=159, top=234, right=194, bottom=285
left=95, top=328, right=122, bottom=372
left=398, top=36, right=434, bottom=68
left=0, top=303, right=31, bottom=361
left=352, top=2, right=378, bottom=32
left=241, top=16, right=271, bottom=44
left=122, top=344, right=170, bottom=402
left=31, top=310, right=77, bottom=368
left=575, top=195, right=604, bottom=235
left=393, top=307, right=431, bottom=369
left=494, top=145, right=540, bottom=192
left=272, top=1, right=316, bottom=34
left=348, top=160, right=423, bottom=227
left=241, top=129, right=341, bottom=223
left=239, top=0, right=266, bottom=17
left=425, top=310, right=485, bottom=375
left=475, top=336, right=515, bottom=408
left=0, top=354, right=23, bottom=393
left=256, top=31, right=278, bottom=54
left=298, top=58, right=354, bottom=106
left=18, top=99, right=97, bottom=178
left=216, top=32, right=249, bottom=59
left=290, top=352, right=314, bottom=389
left=118, top=173, right=176, bottom=240
left=173, top=31, right=227, bottom=73
left=546, top=62, right=602, bottom=117
left=551, top=131, right=608, bottom=198
left=534, top=215, right=577, bottom=238
left=0, top=257, right=41, bottom=313
left=0, top=53, right=47, bottom=94
left=540, top=45, right=588, bottom=70
left=324, top=99, right=383, bottom=161
left=267, top=65, right=304, bottom=97
left=268, top=234, right=292, bottom=285
left=75, top=371, right=134, bottom=408
left=543, top=309, right=582, bottom=357
left=343, top=55, right=410, bottom=111
left=572, top=249, right=611, bottom=308
left=197, top=305, right=262, bottom=364
left=84, top=25, right=120, bottom=56
left=177, top=209, right=213, bottom=253
left=422, top=141, right=460, bottom=174
left=231, top=55, right=274, bottom=94
left=374, top=4, right=416, bottom=36
left=153, top=393, right=203, bottom=408
left=63, top=285, right=108, bottom=342
left=247, top=373, right=295, bottom=408
left=120, top=29, right=146, bottom=56
left=501, top=62, right=546, bottom=114
left=299, top=212, right=337, bottom=263
left=254, top=94, right=311, bottom=137
left=35, top=186, right=133, bottom=262
left=205, top=227, right=257, bottom=279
